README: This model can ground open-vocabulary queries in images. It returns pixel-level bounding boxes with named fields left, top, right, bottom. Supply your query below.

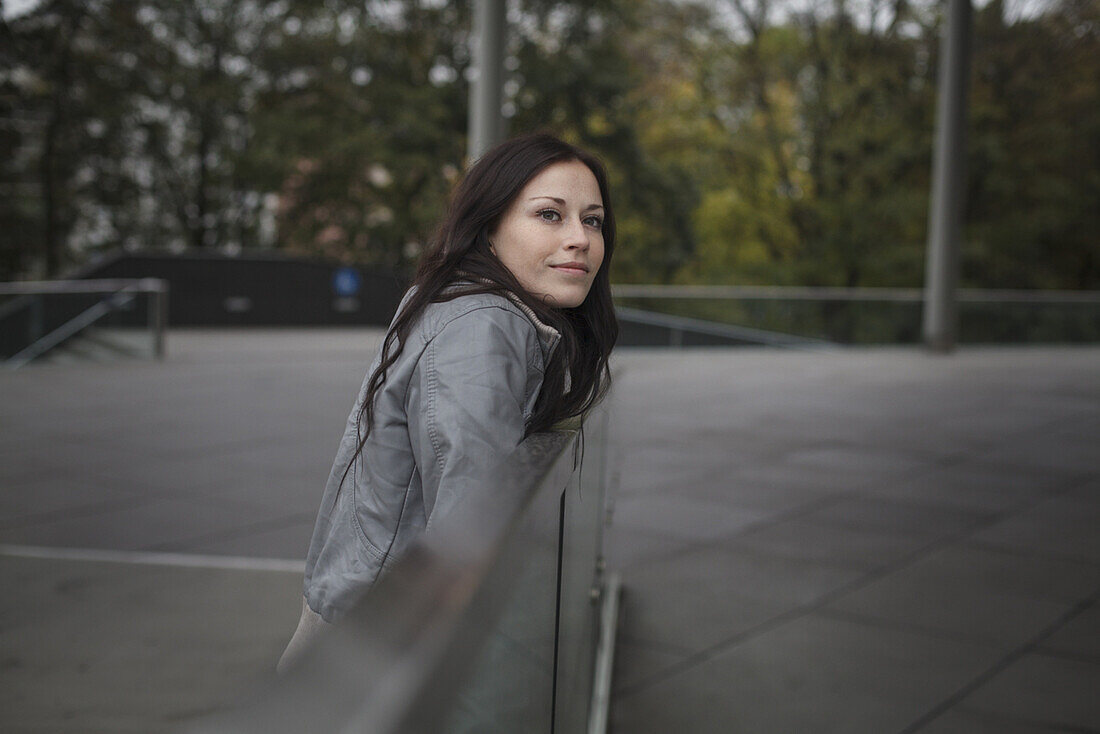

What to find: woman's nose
left=563, top=217, right=590, bottom=250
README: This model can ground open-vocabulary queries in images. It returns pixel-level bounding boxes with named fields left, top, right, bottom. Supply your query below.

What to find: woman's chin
left=538, top=289, right=589, bottom=309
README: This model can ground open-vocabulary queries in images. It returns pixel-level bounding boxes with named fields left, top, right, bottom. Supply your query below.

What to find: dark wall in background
left=71, top=251, right=770, bottom=346
left=81, top=251, right=408, bottom=327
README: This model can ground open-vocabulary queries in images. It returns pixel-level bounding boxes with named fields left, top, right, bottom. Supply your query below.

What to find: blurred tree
left=123, top=1, right=280, bottom=252
left=241, top=1, right=471, bottom=268
left=0, top=8, right=38, bottom=278
left=1, top=0, right=1096, bottom=290
left=792, top=0, right=936, bottom=287
left=966, top=0, right=1100, bottom=289
left=2, top=0, right=150, bottom=277
left=662, top=7, right=809, bottom=285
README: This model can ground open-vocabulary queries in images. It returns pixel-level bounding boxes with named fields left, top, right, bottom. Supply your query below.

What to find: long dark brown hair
left=340, top=132, right=618, bottom=493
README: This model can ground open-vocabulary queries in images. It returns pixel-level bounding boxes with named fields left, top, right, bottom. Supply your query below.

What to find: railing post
left=146, top=279, right=168, bottom=360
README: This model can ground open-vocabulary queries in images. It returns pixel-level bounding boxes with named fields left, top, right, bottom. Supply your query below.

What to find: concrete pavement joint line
left=1027, top=647, right=1100, bottom=667
left=0, top=543, right=305, bottom=573
left=957, top=538, right=1100, bottom=570
left=895, top=587, right=1100, bottom=734
left=812, top=605, right=1062, bottom=650
left=948, top=707, right=1100, bottom=733
left=616, top=631, right=696, bottom=658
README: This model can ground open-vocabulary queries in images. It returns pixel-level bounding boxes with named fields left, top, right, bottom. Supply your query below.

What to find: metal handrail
left=612, top=284, right=1100, bottom=303
left=616, top=305, right=835, bottom=350
left=7, top=290, right=133, bottom=369
left=2, top=278, right=168, bottom=368
left=0, top=278, right=168, bottom=296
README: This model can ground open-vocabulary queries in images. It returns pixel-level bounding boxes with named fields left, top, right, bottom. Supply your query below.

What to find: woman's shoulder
left=417, top=289, right=550, bottom=338
left=418, top=291, right=535, bottom=341
left=403, top=288, right=560, bottom=367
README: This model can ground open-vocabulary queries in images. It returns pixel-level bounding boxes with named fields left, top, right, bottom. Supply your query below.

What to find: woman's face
left=490, top=159, right=605, bottom=308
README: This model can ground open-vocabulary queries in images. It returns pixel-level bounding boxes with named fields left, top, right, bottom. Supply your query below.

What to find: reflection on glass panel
left=439, top=412, right=610, bottom=734
left=440, top=450, right=564, bottom=734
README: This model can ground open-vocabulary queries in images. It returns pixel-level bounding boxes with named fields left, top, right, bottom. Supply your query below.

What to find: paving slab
left=610, top=638, right=687, bottom=693
left=866, top=542, right=1100, bottom=604
left=910, top=709, right=1067, bottom=733
left=856, top=459, right=1069, bottom=512
left=824, top=574, right=1074, bottom=648
left=971, top=493, right=1100, bottom=563
left=601, top=521, right=698, bottom=571
left=955, top=652, right=1100, bottom=730
left=0, top=497, right=293, bottom=552
left=1036, top=605, right=1100, bottom=662
left=610, top=493, right=774, bottom=542
left=798, top=495, right=996, bottom=538
left=160, top=514, right=316, bottom=558
left=618, top=543, right=863, bottom=654
left=0, top=476, right=148, bottom=520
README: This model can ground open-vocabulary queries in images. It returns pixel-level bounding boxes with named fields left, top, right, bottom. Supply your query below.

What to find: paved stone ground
left=605, top=346, right=1100, bottom=733
left=1, top=330, right=1097, bottom=732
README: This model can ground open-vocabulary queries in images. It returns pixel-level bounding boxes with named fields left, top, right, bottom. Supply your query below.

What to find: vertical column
left=922, top=0, right=972, bottom=352
left=145, top=278, right=168, bottom=359
left=467, top=0, right=507, bottom=161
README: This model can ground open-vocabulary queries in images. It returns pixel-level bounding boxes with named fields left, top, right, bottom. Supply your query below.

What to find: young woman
left=279, top=133, right=618, bottom=669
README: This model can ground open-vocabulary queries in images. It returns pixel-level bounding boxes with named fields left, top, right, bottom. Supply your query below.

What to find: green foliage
left=241, top=2, right=471, bottom=266
left=2, top=0, right=158, bottom=276
left=966, top=0, right=1100, bottom=289
left=3, top=0, right=1097, bottom=290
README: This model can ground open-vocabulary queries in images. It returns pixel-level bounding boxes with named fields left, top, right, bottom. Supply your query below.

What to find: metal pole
left=922, top=0, right=972, bottom=353
left=467, top=0, right=506, bottom=161
left=143, top=278, right=167, bottom=360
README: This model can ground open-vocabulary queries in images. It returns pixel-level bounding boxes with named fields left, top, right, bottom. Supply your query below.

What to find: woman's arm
left=408, top=305, right=543, bottom=527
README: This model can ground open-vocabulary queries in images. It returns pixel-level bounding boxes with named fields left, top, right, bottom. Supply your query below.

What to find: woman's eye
left=584, top=215, right=603, bottom=229
left=538, top=209, right=561, bottom=222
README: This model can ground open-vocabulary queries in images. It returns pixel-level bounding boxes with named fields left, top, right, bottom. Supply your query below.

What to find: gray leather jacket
left=303, top=287, right=561, bottom=622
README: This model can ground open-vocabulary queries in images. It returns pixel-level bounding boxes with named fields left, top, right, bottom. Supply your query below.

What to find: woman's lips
left=551, top=264, right=589, bottom=276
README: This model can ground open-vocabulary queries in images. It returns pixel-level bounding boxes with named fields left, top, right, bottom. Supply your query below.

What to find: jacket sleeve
left=407, top=305, right=542, bottom=526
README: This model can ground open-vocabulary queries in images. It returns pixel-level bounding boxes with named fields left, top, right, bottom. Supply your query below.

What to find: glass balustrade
left=614, top=288, right=1100, bottom=345
left=189, top=403, right=617, bottom=734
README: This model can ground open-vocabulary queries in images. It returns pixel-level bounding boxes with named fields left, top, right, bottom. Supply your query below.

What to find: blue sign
left=332, top=267, right=362, bottom=297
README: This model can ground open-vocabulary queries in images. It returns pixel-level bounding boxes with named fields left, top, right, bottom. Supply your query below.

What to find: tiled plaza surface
left=1, top=330, right=1097, bottom=732
left=604, top=347, right=1099, bottom=733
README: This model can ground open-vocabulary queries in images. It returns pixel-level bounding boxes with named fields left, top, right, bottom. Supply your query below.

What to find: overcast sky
left=2, top=0, right=41, bottom=20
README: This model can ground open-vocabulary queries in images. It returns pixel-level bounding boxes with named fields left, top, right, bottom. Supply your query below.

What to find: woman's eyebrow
left=527, top=195, right=605, bottom=211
